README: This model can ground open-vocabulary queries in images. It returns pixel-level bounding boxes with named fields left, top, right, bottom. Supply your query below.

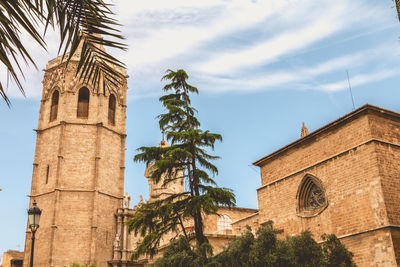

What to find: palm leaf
left=0, top=0, right=126, bottom=106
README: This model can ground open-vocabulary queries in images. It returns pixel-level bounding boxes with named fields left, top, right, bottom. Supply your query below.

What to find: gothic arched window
left=217, top=214, right=233, bottom=231
left=77, top=87, right=90, bottom=118
left=108, top=94, right=116, bottom=125
left=50, top=89, right=59, bottom=121
left=297, top=174, right=328, bottom=217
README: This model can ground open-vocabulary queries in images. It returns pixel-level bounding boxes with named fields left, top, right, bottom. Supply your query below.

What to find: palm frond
left=0, top=0, right=46, bottom=105
left=48, top=0, right=127, bottom=94
left=0, top=0, right=126, bottom=106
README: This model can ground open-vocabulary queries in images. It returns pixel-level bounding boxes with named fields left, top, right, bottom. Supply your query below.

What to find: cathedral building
left=234, top=104, right=400, bottom=266
left=22, top=51, right=399, bottom=266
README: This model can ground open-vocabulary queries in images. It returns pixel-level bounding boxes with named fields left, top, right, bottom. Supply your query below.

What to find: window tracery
left=297, top=174, right=328, bottom=217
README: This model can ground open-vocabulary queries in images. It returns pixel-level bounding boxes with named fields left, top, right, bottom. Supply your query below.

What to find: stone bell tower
left=144, top=139, right=185, bottom=202
left=23, top=48, right=127, bottom=267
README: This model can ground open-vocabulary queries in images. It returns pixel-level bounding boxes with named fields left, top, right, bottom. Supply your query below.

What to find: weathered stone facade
left=235, top=105, right=400, bottom=266
left=2, top=250, right=24, bottom=267
left=23, top=50, right=127, bottom=267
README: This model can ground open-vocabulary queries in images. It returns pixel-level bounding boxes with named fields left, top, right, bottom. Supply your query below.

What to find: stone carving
left=123, top=192, right=131, bottom=209
left=138, top=195, right=144, bottom=206
left=113, top=233, right=120, bottom=250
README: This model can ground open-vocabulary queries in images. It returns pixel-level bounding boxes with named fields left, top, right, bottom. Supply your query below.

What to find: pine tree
left=128, top=69, right=236, bottom=259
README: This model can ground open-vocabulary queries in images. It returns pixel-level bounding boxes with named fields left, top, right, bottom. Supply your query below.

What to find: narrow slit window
left=77, top=87, right=90, bottom=118
left=108, top=94, right=116, bottom=125
left=50, top=90, right=59, bottom=121
left=46, top=165, right=50, bottom=184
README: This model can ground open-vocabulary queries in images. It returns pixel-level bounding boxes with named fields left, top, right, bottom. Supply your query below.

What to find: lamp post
left=28, top=200, right=42, bottom=267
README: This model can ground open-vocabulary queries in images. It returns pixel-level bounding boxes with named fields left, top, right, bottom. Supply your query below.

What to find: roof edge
left=253, top=104, right=400, bottom=167
left=217, top=205, right=258, bottom=213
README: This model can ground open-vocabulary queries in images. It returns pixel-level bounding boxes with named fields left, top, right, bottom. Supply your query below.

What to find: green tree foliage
left=0, top=0, right=126, bottom=105
left=321, top=234, right=356, bottom=267
left=128, top=69, right=236, bottom=258
left=153, top=236, right=212, bottom=267
left=154, top=223, right=356, bottom=267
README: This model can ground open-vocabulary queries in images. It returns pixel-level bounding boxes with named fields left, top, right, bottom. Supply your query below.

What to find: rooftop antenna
left=346, top=70, right=355, bottom=110
left=248, top=164, right=259, bottom=173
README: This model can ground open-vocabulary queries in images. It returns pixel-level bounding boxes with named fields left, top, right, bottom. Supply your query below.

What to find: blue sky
left=1, top=0, right=400, bottom=257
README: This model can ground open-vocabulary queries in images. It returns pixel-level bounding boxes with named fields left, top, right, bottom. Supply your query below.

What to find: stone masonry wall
left=258, top=113, right=372, bottom=185
left=391, top=228, right=400, bottom=264
left=340, top=228, right=397, bottom=266
left=255, top=108, right=399, bottom=266
left=369, top=114, right=400, bottom=226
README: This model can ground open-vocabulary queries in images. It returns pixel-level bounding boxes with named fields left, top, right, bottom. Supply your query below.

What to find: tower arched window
left=50, top=89, right=59, bottom=121
left=217, top=214, right=232, bottom=231
left=297, top=174, right=328, bottom=217
left=108, top=94, right=116, bottom=125
left=77, top=87, right=90, bottom=118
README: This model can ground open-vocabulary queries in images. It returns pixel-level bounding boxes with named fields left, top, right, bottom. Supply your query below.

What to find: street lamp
left=28, top=200, right=42, bottom=267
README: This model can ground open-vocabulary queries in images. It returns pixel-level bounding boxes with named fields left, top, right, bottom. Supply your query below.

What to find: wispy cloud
left=119, top=0, right=292, bottom=68
left=193, top=44, right=399, bottom=93
left=3, top=0, right=399, bottom=100
left=194, top=3, right=349, bottom=74
left=318, top=69, right=400, bottom=92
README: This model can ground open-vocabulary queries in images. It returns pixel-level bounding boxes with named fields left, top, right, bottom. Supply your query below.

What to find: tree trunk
left=191, top=158, right=209, bottom=246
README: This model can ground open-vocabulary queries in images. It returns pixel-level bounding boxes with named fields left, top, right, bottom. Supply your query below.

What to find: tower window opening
left=50, top=90, right=59, bottom=121
left=46, top=165, right=50, bottom=184
left=77, top=87, right=90, bottom=118
left=217, top=214, right=232, bottom=231
left=108, top=94, right=116, bottom=125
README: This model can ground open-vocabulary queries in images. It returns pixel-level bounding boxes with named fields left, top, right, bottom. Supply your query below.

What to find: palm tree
left=396, top=0, right=400, bottom=22
left=0, top=0, right=126, bottom=106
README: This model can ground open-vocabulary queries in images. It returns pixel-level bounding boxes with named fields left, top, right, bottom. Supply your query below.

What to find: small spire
left=159, top=128, right=169, bottom=147
left=301, top=122, right=309, bottom=138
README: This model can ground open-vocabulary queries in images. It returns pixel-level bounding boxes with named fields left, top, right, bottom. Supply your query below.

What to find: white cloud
left=197, top=19, right=337, bottom=74
left=193, top=44, right=397, bottom=93
left=118, top=0, right=292, bottom=68
left=193, top=1, right=372, bottom=75
left=319, top=69, right=400, bottom=92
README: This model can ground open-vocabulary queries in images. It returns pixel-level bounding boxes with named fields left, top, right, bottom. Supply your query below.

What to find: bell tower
left=23, top=50, right=127, bottom=267
left=144, top=139, right=184, bottom=202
